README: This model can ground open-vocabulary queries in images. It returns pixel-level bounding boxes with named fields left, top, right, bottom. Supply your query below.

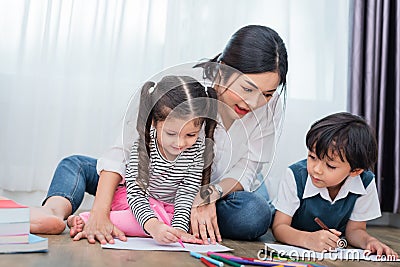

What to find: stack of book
left=0, top=198, right=48, bottom=253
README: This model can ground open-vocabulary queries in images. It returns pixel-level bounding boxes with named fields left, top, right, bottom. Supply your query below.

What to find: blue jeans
left=43, top=155, right=99, bottom=214
left=216, top=189, right=275, bottom=240
left=44, top=155, right=275, bottom=240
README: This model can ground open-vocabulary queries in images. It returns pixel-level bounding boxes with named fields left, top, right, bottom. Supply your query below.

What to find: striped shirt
left=125, top=129, right=205, bottom=232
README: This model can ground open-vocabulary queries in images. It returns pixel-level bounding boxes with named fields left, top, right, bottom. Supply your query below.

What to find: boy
left=272, top=112, right=397, bottom=257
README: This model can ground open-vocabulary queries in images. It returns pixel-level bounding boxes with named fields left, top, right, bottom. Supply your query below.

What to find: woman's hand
left=190, top=202, right=222, bottom=245
left=190, top=179, right=240, bottom=244
left=178, top=230, right=203, bottom=244
left=72, top=211, right=126, bottom=244
left=72, top=170, right=126, bottom=244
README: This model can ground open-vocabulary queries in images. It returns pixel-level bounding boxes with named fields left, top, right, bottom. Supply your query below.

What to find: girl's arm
left=346, top=220, right=398, bottom=257
left=172, top=148, right=204, bottom=232
left=73, top=170, right=127, bottom=244
left=171, top=143, right=208, bottom=244
left=272, top=210, right=340, bottom=252
left=124, top=142, right=184, bottom=244
left=125, top=143, right=157, bottom=231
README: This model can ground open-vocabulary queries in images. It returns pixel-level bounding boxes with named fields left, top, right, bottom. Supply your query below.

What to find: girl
left=31, top=25, right=288, bottom=245
left=272, top=112, right=398, bottom=258
left=67, top=75, right=217, bottom=244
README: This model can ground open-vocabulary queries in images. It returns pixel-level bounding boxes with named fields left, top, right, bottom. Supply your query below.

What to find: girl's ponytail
left=200, top=86, right=218, bottom=202
left=136, top=81, right=155, bottom=191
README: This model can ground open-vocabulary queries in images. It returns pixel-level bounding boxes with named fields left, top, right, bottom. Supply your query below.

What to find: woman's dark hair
left=135, top=75, right=218, bottom=192
left=197, top=25, right=288, bottom=90
left=306, top=112, right=378, bottom=171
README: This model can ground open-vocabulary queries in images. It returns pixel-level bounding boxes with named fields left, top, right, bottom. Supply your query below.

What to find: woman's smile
left=234, top=104, right=250, bottom=116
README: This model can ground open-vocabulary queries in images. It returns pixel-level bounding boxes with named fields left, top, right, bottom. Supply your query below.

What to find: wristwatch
left=213, top=184, right=223, bottom=199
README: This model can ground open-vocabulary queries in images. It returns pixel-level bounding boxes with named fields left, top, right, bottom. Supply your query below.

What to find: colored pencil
left=190, top=251, right=224, bottom=267
left=201, top=257, right=218, bottom=267
left=207, top=252, right=314, bottom=267
left=209, top=254, right=244, bottom=267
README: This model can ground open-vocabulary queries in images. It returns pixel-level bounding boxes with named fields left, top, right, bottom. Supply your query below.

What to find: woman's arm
left=191, top=177, right=242, bottom=244
left=190, top=102, right=280, bottom=243
left=190, top=143, right=261, bottom=244
left=73, top=170, right=127, bottom=244
left=73, top=98, right=140, bottom=244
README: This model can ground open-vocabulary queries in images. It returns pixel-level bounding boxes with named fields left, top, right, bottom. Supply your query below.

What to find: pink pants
left=79, top=186, right=174, bottom=236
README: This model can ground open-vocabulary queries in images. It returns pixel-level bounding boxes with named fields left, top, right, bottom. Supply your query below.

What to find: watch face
left=214, top=184, right=223, bottom=198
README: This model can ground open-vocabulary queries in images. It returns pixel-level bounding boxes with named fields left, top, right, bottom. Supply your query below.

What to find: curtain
left=0, top=0, right=350, bottom=206
left=349, top=0, right=400, bottom=212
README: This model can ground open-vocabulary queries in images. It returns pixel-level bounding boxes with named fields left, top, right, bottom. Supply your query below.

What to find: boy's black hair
left=306, top=112, right=378, bottom=171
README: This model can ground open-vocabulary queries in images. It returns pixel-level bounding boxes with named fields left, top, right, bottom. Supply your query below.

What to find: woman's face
left=216, top=71, right=280, bottom=119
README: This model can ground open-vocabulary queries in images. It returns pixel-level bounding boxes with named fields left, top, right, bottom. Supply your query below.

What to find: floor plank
left=2, top=226, right=399, bottom=267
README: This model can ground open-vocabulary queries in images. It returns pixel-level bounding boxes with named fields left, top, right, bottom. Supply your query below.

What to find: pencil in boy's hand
left=314, top=217, right=336, bottom=235
left=314, top=217, right=348, bottom=249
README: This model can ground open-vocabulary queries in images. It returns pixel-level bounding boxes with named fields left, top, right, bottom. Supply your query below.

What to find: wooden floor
left=2, top=226, right=399, bottom=267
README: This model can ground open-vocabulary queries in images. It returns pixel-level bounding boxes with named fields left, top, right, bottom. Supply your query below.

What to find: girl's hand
left=364, top=238, right=399, bottom=258
left=73, top=212, right=126, bottom=244
left=304, top=229, right=341, bottom=252
left=145, top=218, right=182, bottom=244
left=190, top=202, right=221, bottom=245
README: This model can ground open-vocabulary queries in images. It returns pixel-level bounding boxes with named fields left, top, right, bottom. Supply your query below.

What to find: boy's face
left=306, top=150, right=363, bottom=191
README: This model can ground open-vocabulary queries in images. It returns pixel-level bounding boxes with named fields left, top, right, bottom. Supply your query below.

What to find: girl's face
left=217, top=71, right=280, bottom=120
left=154, top=117, right=202, bottom=161
left=306, top=149, right=363, bottom=195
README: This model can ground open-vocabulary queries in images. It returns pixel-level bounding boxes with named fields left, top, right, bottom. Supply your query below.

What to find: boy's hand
left=305, top=229, right=341, bottom=252
left=365, top=238, right=399, bottom=258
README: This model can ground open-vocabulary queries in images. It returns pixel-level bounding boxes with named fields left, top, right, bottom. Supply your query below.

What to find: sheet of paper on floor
left=102, top=237, right=233, bottom=253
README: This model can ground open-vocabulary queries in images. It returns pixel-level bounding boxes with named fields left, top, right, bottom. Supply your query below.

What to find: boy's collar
left=303, top=174, right=367, bottom=203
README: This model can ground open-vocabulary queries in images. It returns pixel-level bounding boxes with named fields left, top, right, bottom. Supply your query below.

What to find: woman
left=190, top=25, right=287, bottom=244
left=30, top=25, right=288, bottom=244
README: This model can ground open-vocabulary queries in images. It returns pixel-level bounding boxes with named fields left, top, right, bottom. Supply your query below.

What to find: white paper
left=101, top=237, right=232, bottom=253
left=265, top=243, right=399, bottom=262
